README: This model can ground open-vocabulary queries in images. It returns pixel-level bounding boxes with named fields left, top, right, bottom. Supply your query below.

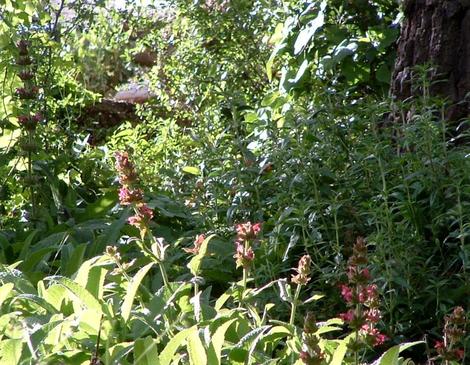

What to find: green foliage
left=0, top=0, right=469, bottom=364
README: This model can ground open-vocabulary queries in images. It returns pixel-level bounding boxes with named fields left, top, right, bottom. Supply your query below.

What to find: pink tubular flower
left=339, top=309, right=355, bottom=323
left=340, top=284, right=353, bottom=303
left=365, top=308, right=381, bottom=323
left=361, top=324, right=388, bottom=346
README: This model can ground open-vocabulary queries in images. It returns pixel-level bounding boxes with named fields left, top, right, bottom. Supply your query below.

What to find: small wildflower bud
left=195, top=179, right=204, bottom=189
left=454, top=348, right=465, bottom=360
left=15, top=86, right=38, bottom=99
left=434, top=340, right=445, bottom=356
left=128, top=204, right=154, bottom=231
left=183, top=234, right=205, bottom=255
left=303, top=312, right=319, bottom=333
left=33, top=112, right=43, bottom=123
left=348, top=237, right=368, bottom=266
left=105, top=245, right=121, bottom=261
left=18, top=70, right=34, bottom=81
left=361, top=324, right=388, bottom=347
left=115, top=152, right=138, bottom=185
left=16, top=55, right=33, bottom=66
left=17, top=39, right=29, bottom=55
left=233, top=241, right=255, bottom=269
left=365, top=308, right=381, bottom=323
left=292, top=254, right=312, bottom=285
left=339, top=309, right=355, bottom=323
left=448, top=306, right=466, bottom=325
left=19, top=141, right=38, bottom=153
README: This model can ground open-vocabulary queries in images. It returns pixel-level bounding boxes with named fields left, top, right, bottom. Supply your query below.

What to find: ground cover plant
left=0, top=0, right=469, bottom=364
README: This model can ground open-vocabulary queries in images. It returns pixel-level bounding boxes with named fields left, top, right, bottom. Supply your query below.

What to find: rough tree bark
left=391, top=0, right=470, bottom=120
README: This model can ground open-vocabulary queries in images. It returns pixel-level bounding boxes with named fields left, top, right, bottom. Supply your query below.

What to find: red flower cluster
left=434, top=307, right=466, bottom=361
left=338, top=237, right=387, bottom=348
left=233, top=221, right=261, bottom=269
left=115, top=152, right=153, bottom=233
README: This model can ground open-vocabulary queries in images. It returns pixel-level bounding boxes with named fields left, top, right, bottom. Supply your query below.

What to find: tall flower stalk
left=338, top=238, right=387, bottom=364
left=15, top=37, right=41, bottom=219
left=115, top=152, right=170, bottom=287
left=299, top=312, right=325, bottom=365
left=233, top=222, right=261, bottom=301
left=290, top=254, right=311, bottom=325
left=434, top=306, right=466, bottom=364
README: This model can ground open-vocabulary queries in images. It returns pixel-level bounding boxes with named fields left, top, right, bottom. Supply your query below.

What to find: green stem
left=289, top=284, right=302, bottom=326
left=159, top=262, right=170, bottom=288
left=194, top=281, right=199, bottom=298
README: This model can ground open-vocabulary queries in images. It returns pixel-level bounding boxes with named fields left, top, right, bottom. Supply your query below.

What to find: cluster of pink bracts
left=233, top=222, right=261, bottom=269
left=115, top=152, right=154, bottom=233
left=15, top=39, right=42, bottom=132
left=338, top=238, right=388, bottom=348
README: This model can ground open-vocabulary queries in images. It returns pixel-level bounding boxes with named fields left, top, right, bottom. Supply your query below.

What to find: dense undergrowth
left=0, top=0, right=469, bottom=364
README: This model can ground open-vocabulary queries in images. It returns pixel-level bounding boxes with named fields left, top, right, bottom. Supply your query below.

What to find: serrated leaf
left=121, top=262, right=154, bottom=323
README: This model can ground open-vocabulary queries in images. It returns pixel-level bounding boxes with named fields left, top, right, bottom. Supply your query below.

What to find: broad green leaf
left=330, top=339, right=348, bottom=365
left=377, top=341, right=425, bottom=365
left=0, top=283, right=14, bottom=307
left=207, top=318, right=236, bottom=365
left=182, top=166, right=200, bottom=175
left=134, top=337, right=160, bottom=365
left=13, top=293, right=58, bottom=314
left=121, top=262, right=154, bottom=323
left=188, top=328, right=207, bottom=365
left=293, top=1, right=326, bottom=55
left=45, top=276, right=102, bottom=313
left=77, top=190, right=117, bottom=221
left=0, top=339, right=22, bottom=365
left=159, top=327, right=194, bottom=365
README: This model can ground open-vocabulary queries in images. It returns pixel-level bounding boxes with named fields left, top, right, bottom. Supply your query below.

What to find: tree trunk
left=391, top=0, right=470, bottom=120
